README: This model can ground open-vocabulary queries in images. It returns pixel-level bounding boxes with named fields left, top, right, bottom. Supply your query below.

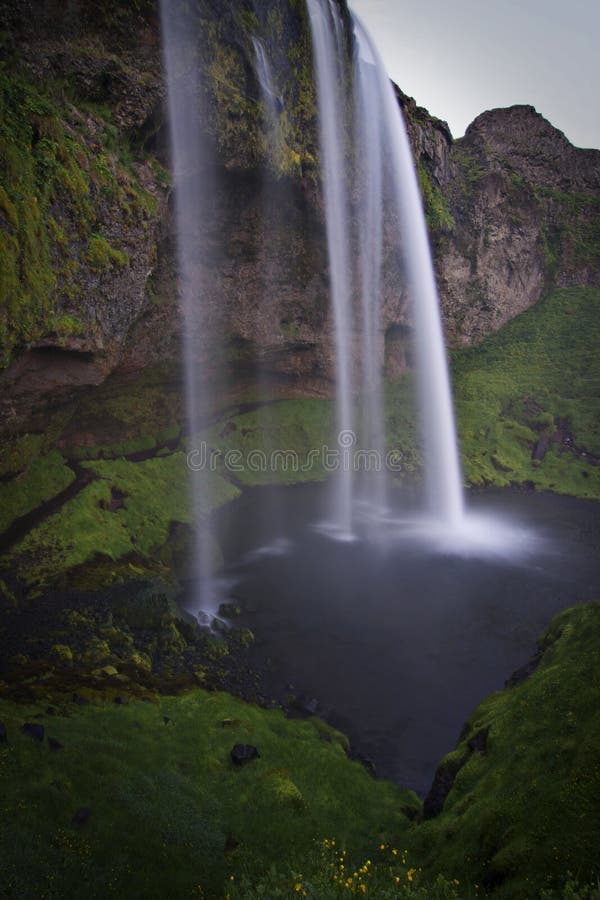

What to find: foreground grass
left=0, top=690, right=417, bottom=899
left=452, top=286, right=600, bottom=499
left=1, top=604, right=600, bottom=898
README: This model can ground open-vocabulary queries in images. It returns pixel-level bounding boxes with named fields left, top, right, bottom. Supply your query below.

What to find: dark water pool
left=214, top=485, right=600, bottom=795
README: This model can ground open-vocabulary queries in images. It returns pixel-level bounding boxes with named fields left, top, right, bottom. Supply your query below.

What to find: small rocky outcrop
left=230, top=743, right=260, bottom=765
left=21, top=722, right=45, bottom=742
left=423, top=726, right=490, bottom=819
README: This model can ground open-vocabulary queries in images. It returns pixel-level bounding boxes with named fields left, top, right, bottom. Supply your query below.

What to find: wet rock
left=467, top=727, right=490, bottom=754
left=48, top=737, right=64, bottom=751
left=230, top=744, right=260, bottom=766
left=0, top=722, right=7, bottom=742
left=72, top=807, right=92, bottom=827
left=290, top=695, right=319, bottom=716
left=532, top=436, right=549, bottom=461
left=72, top=693, right=90, bottom=706
left=22, top=723, right=44, bottom=742
left=423, top=755, right=468, bottom=819
left=218, top=601, right=242, bottom=619
left=221, top=718, right=242, bottom=729
left=224, top=833, right=240, bottom=855
left=352, top=752, right=377, bottom=778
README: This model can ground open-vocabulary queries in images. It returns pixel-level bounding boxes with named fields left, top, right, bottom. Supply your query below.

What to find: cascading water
left=307, top=0, right=355, bottom=538
left=159, top=0, right=216, bottom=614
left=252, top=36, right=283, bottom=156
left=350, top=15, right=464, bottom=526
left=309, top=0, right=463, bottom=530
left=353, top=30, right=387, bottom=513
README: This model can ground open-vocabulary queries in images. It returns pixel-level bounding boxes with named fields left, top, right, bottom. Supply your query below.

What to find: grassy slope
left=0, top=451, right=74, bottom=533
left=1, top=603, right=599, bottom=898
left=2, top=455, right=239, bottom=592
left=0, top=690, right=417, bottom=899
left=453, top=286, right=600, bottom=499
left=406, top=602, right=600, bottom=899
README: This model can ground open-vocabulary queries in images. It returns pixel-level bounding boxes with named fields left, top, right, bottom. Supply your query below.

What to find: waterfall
left=353, top=30, right=387, bottom=513
left=351, top=15, right=464, bottom=525
left=307, top=0, right=355, bottom=539
left=159, top=0, right=216, bottom=614
left=252, top=37, right=282, bottom=132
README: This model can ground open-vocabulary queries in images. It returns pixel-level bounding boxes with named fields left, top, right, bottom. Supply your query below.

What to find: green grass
left=1, top=603, right=599, bottom=898
left=204, top=398, right=336, bottom=485
left=0, top=451, right=74, bottom=533
left=3, top=455, right=239, bottom=591
left=0, top=691, right=417, bottom=899
left=452, top=286, right=600, bottom=498
left=404, top=601, right=600, bottom=899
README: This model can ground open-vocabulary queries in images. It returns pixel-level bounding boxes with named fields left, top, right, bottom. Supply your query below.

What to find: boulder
left=230, top=744, right=260, bottom=766
left=22, top=723, right=44, bottom=742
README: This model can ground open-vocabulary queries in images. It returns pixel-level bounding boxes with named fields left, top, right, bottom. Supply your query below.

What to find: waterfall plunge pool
left=208, top=485, right=600, bottom=795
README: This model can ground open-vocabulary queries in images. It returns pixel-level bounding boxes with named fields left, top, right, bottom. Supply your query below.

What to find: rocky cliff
left=409, top=100, right=600, bottom=344
left=2, top=0, right=599, bottom=438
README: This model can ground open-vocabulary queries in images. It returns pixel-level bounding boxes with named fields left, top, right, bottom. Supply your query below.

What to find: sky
left=350, top=0, right=600, bottom=150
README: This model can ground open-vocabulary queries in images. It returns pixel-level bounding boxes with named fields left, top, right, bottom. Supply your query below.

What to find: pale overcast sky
left=350, top=0, right=600, bottom=149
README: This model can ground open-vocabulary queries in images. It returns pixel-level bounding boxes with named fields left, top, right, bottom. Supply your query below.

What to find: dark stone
left=230, top=743, right=260, bottom=766
left=423, top=755, right=469, bottom=819
left=218, top=601, right=242, bottom=619
left=532, top=436, right=549, bottom=461
left=401, top=804, right=419, bottom=821
left=48, top=737, right=64, bottom=751
left=219, top=421, right=237, bottom=439
left=114, top=696, right=129, bottom=705
left=351, top=752, right=376, bottom=778
left=0, top=722, right=7, bottom=742
left=212, top=617, right=230, bottom=635
left=22, top=723, right=44, bottom=742
left=72, top=807, right=92, bottom=827
left=467, top=727, right=490, bottom=754
left=99, top=487, right=126, bottom=512
left=73, top=694, right=90, bottom=706
left=505, top=631, right=559, bottom=688
left=290, top=694, right=319, bottom=716
left=224, top=833, right=240, bottom=854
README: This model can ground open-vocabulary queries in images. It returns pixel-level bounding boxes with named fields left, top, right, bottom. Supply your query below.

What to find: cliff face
left=1, top=0, right=599, bottom=452
left=410, top=102, right=600, bottom=345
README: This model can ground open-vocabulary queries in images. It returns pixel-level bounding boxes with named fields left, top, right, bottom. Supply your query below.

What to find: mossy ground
left=403, top=602, right=600, bottom=899
left=0, top=451, right=74, bottom=534
left=452, top=286, right=600, bottom=499
left=1, top=603, right=599, bottom=898
left=2, top=454, right=239, bottom=593
left=0, top=689, right=416, bottom=899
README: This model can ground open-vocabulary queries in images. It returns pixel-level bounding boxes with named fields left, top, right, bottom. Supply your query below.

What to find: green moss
left=452, top=143, right=487, bottom=186
left=452, top=287, right=600, bottom=498
left=86, top=234, right=129, bottom=271
left=0, top=57, right=159, bottom=368
left=418, top=165, right=455, bottom=233
left=204, top=398, right=336, bottom=486
left=0, top=450, right=74, bottom=533
left=4, top=455, right=239, bottom=590
left=0, top=689, right=415, bottom=899
left=406, top=602, right=600, bottom=898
